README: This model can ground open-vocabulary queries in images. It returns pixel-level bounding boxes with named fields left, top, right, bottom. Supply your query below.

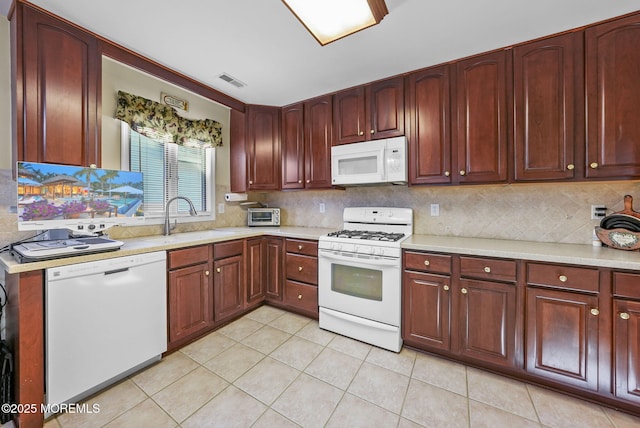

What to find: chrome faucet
left=164, top=196, right=198, bottom=235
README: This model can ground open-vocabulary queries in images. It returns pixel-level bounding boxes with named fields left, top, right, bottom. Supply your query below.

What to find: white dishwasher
left=45, top=251, right=167, bottom=405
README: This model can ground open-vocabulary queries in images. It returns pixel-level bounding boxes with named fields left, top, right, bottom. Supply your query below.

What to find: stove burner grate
left=326, top=230, right=406, bottom=242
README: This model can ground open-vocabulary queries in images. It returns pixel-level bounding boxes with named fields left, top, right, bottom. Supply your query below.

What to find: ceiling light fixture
left=282, top=0, right=388, bottom=46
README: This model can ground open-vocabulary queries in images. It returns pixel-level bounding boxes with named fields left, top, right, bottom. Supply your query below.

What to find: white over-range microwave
left=331, top=136, right=407, bottom=186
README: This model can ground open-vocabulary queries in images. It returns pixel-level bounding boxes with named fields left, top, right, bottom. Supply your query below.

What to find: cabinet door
left=513, top=33, right=582, bottom=181
left=455, top=51, right=509, bottom=183
left=333, top=87, right=366, bottom=145
left=402, top=271, right=451, bottom=351
left=18, top=4, right=100, bottom=166
left=526, top=287, right=600, bottom=390
left=366, top=76, right=405, bottom=139
left=614, top=299, right=640, bottom=404
left=247, top=106, right=280, bottom=190
left=245, top=238, right=265, bottom=306
left=458, top=279, right=517, bottom=368
left=281, top=103, right=305, bottom=189
left=168, top=263, right=213, bottom=343
left=229, top=109, right=247, bottom=193
left=585, top=14, right=640, bottom=179
left=406, top=65, right=452, bottom=184
left=304, top=95, right=333, bottom=188
left=213, top=255, right=245, bottom=322
left=265, top=237, right=284, bottom=301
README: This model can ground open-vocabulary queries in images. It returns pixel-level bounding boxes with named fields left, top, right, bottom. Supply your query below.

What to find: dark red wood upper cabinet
left=281, top=103, right=305, bottom=190
left=454, top=50, right=510, bottom=183
left=406, top=65, right=452, bottom=184
left=513, top=32, right=583, bottom=181
left=366, top=76, right=405, bottom=140
left=246, top=105, right=281, bottom=190
left=333, top=77, right=404, bottom=145
left=304, top=95, right=333, bottom=189
left=229, top=109, right=247, bottom=193
left=585, top=13, right=640, bottom=179
left=15, top=4, right=101, bottom=167
left=333, top=87, right=366, bottom=145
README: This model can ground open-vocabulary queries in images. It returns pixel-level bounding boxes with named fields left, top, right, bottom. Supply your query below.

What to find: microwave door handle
left=378, top=148, right=386, bottom=180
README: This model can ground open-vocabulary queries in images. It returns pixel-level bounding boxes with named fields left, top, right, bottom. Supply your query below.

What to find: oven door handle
left=319, top=250, right=399, bottom=266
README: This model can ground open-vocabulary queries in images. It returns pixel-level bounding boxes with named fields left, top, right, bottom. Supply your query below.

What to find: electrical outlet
left=218, top=203, right=225, bottom=214
left=319, top=203, right=326, bottom=213
left=430, top=203, right=440, bottom=217
left=591, top=204, right=606, bottom=220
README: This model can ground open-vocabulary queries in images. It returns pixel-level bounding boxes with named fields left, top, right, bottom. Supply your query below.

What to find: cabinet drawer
left=613, top=272, right=640, bottom=299
left=168, top=245, right=210, bottom=269
left=404, top=251, right=452, bottom=274
left=460, top=256, right=516, bottom=282
left=284, top=280, right=318, bottom=314
left=527, top=263, right=599, bottom=293
left=285, top=238, right=318, bottom=257
left=285, top=253, right=318, bottom=285
left=213, top=240, right=244, bottom=259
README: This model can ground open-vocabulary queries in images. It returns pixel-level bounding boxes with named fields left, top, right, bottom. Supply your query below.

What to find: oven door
left=318, top=248, right=400, bottom=326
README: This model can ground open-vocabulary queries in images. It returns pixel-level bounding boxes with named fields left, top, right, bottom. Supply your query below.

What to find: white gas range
left=318, top=207, right=413, bottom=352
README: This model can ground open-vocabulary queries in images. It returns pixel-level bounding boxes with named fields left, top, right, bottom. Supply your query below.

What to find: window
left=121, top=123, right=215, bottom=220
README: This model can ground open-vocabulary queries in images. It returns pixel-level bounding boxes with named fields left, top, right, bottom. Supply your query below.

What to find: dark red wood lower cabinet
left=458, top=279, right=517, bottom=368
left=526, top=287, right=600, bottom=391
left=402, top=271, right=451, bottom=351
left=614, top=299, right=640, bottom=404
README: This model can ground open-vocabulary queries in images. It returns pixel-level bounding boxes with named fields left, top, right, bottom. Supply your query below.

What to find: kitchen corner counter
left=403, top=235, right=640, bottom=271
left=0, top=227, right=335, bottom=274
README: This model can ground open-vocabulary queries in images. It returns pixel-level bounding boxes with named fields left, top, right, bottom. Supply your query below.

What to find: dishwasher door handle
left=104, top=267, right=130, bottom=275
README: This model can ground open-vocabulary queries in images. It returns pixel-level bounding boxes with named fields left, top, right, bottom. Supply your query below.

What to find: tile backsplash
left=260, top=180, right=640, bottom=245
left=2, top=166, right=639, bottom=248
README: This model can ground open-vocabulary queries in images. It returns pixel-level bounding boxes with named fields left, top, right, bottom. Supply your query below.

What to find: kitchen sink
left=140, top=229, right=238, bottom=245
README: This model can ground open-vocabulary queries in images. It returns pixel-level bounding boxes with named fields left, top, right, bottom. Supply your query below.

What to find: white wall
left=0, top=17, right=11, bottom=171
left=101, top=57, right=231, bottom=186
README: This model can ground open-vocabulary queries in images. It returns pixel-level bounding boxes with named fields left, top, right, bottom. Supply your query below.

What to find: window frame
left=120, top=122, right=216, bottom=224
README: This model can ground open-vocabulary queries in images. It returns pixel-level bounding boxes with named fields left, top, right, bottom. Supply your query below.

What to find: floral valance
left=115, top=90, right=223, bottom=147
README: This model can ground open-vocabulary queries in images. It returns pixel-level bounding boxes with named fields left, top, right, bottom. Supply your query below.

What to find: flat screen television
left=17, top=161, right=145, bottom=233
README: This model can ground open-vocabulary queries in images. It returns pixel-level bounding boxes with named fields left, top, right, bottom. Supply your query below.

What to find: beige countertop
left=403, top=235, right=640, bottom=271
left=3, top=228, right=640, bottom=275
left=0, top=227, right=335, bottom=275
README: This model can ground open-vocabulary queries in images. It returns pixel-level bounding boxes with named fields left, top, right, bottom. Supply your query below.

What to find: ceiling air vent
left=218, top=73, right=247, bottom=88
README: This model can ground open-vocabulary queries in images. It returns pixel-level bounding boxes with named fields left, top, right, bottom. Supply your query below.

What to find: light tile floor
left=36, top=306, right=640, bottom=428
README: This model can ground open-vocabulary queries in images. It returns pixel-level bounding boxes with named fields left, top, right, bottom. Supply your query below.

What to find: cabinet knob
left=216, top=267, right=221, bottom=273
left=249, top=180, right=254, bottom=185
left=424, top=260, right=430, bottom=266
left=358, top=131, right=364, bottom=136
left=370, top=129, right=375, bottom=134
left=298, top=266, right=303, bottom=272
left=590, top=308, right=600, bottom=316
left=461, top=288, right=468, bottom=294
left=443, top=285, right=450, bottom=291
left=620, top=312, right=630, bottom=320
left=444, top=171, right=450, bottom=177
left=459, top=170, right=466, bottom=176
left=298, top=294, right=303, bottom=300
left=306, top=179, right=310, bottom=183
left=204, top=270, right=210, bottom=276
left=483, top=266, right=491, bottom=273
left=567, top=164, right=575, bottom=170
left=589, top=162, right=599, bottom=169
left=558, top=275, right=568, bottom=282
left=298, top=180, right=302, bottom=183
left=298, top=245, right=303, bottom=250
